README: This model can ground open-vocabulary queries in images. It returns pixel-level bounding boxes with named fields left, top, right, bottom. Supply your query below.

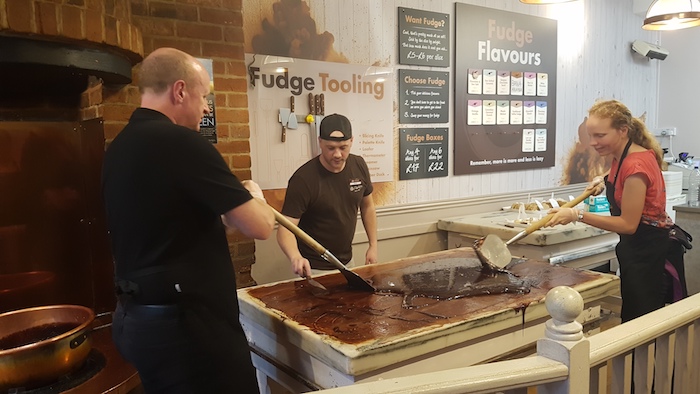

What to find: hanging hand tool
left=279, top=108, right=290, bottom=142
left=287, top=96, right=298, bottom=130
left=308, top=92, right=315, bottom=117
left=315, top=94, right=321, bottom=117
left=319, top=93, right=325, bottom=116
left=310, top=93, right=323, bottom=156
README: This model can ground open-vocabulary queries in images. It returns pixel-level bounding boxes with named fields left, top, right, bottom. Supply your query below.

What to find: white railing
left=317, top=287, right=700, bottom=394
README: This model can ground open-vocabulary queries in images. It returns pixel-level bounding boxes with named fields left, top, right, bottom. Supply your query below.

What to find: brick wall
left=0, top=0, right=143, bottom=59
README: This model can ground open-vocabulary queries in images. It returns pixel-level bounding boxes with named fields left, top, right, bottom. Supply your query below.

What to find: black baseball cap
left=319, top=114, right=352, bottom=141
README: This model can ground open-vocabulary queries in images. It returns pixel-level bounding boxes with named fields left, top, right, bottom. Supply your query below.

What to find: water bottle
left=689, top=165, right=700, bottom=207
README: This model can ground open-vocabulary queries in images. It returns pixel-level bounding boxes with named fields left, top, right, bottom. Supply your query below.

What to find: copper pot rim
left=0, top=304, right=95, bottom=356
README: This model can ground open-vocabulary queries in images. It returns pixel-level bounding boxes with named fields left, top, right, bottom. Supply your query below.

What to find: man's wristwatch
left=577, top=209, right=584, bottom=222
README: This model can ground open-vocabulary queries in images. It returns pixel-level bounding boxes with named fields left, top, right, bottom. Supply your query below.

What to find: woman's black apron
left=605, top=140, right=669, bottom=323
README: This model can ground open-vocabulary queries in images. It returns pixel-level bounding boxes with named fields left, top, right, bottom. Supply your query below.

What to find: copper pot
left=0, top=304, right=94, bottom=390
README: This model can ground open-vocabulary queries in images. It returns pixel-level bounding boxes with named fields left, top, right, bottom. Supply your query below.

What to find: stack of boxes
left=583, top=172, right=685, bottom=220
left=663, top=171, right=685, bottom=221
left=585, top=195, right=610, bottom=213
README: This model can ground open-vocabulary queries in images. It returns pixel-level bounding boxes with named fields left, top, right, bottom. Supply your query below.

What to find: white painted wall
left=244, top=0, right=661, bottom=206
left=248, top=0, right=664, bottom=284
left=633, top=0, right=653, bottom=16
left=658, top=28, right=700, bottom=160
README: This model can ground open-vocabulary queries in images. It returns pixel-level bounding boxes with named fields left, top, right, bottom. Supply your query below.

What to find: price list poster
left=398, top=7, right=449, bottom=67
left=398, top=8, right=449, bottom=125
left=454, top=3, right=557, bottom=175
left=397, top=7, right=450, bottom=181
left=399, top=128, right=448, bottom=180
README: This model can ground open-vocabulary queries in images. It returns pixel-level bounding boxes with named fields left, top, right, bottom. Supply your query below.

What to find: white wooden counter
left=238, top=248, right=619, bottom=392
left=438, top=210, right=619, bottom=270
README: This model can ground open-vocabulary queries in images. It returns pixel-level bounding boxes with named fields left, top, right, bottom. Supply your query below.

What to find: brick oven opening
left=0, top=35, right=134, bottom=121
left=0, top=2, right=146, bottom=390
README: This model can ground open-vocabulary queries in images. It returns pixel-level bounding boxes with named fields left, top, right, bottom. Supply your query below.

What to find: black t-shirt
left=281, top=154, right=373, bottom=269
left=102, top=108, right=251, bottom=318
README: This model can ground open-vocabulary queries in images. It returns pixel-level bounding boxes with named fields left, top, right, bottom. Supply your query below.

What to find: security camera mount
left=631, top=40, right=669, bottom=60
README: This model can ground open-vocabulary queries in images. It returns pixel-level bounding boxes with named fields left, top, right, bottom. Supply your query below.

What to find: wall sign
left=399, top=69, right=449, bottom=124
left=246, top=55, right=394, bottom=189
left=197, top=58, right=217, bottom=144
left=398, top=7, right=450, bottom=67
left=453, top=4, right=557, bottom=175
left=399, top=128, right=448, bottom=180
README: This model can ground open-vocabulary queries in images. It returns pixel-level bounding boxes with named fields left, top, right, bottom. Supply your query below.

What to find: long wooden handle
left=522, top=188, right=596, bottom=235
left=272, top=208, right=326, bottom=255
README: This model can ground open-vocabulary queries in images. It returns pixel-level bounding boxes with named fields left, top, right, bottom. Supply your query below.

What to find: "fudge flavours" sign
left=454, top=4, right=557, bottom=175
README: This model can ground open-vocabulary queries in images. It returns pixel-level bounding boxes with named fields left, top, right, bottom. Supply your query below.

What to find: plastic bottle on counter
left=688, top=165, right=700, bottom=207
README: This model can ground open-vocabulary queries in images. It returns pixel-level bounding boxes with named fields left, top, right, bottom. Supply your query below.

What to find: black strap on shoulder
left=611, top=138, right=634, bottom=187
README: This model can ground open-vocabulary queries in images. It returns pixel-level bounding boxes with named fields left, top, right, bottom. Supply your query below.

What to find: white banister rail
left=316, top=357, right=567, bottom=394
left=588, top=295, right=700, bottom=366
left=586, top=293, right=700, bottom=394
left=316, top=289, right=700, bottom=394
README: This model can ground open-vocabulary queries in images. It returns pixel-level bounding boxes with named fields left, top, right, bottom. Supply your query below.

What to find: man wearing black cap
left=277, top=113, right=378, bottom=276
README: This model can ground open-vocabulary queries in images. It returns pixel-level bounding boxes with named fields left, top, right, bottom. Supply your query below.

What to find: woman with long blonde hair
left=547, top=99, right=681, bottom=322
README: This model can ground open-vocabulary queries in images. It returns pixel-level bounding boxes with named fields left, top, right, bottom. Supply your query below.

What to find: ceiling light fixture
left=643, top=0, right=700, bottom=30
left=519, top=0, right=576, bottom=4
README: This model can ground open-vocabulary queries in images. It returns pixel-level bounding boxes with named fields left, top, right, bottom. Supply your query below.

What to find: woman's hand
left=586, top=176, right=605, bottom=196
left=546, top=207, right=580, bottom=227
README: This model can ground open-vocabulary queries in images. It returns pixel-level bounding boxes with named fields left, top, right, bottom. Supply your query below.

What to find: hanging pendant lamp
left=519, top=0, right=575, bottom=3
left=643, top=0, right=700, bottom=30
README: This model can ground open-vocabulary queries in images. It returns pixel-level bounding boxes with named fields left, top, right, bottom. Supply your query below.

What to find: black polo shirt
left=102, top=108, right=250, bottom=315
